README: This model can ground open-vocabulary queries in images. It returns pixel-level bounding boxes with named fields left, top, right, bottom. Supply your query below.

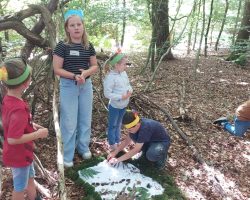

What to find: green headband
left=109, top=53, right=126, bottom=66
left=5, top=65, right=31, bottom=86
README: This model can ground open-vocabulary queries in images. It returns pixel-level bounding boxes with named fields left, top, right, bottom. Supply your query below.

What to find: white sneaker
left=64, top=161, right=73, bottom=168
left=82, top=151, right=92, bottom=160
left=109, top=144, right=117, bottom=152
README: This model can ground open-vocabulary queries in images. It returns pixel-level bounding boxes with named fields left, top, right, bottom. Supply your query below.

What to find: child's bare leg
left=26, top=177, right=37, bottom=200
left=12, top=190, right=25, bottom=200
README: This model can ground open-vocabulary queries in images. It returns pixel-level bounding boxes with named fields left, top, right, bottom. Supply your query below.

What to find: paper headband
left=0, top=65, right=31, bottom=85
left=64, top=9, right=84, bottom=21
left=109, top=53, right=126, bottom=66
left=124, top=115, right=140, bottom=129
left=0, top=67, right=8, bottom=81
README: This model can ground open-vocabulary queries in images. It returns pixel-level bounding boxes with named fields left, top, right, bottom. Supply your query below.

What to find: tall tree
left=235, top=0, right=250, bottom=44
left=227, top=0, right=250, bottom=62
left=146, top=0, right=173, bottom=72
left=204, top=0, right=214, bottom=57
left=120, top=0, right=126, bottom=46
left=231, top=0, right=243, bottom=45
left=192, top=0, right=201, bottom=50
left=153, top=0, right=173, bottom=61
left=214, top=0, right=229, bottom=51
left=187, top=0, right=197, bottom=54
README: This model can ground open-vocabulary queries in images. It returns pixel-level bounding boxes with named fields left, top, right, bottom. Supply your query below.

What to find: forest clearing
left=1, top=51, right=250, bottom=199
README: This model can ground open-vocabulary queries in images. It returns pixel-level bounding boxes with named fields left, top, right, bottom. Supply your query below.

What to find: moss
left=130, top=156, right=186, bottom=200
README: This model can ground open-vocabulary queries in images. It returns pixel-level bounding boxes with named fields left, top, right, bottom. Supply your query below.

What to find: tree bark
left=193, top=0, right=205, bottom=78
left=214, top=0, right=229, bottom=51
left=21, top=0, right=59, bottom=59
left=227, top=0, right=249, bottom=61
left=231, top=0, right=243, bottom=45
left=120, top=0, right=126, bottom=47
left=192, top=0, right=201, bottom=50
left=204, top=0, right=214, bottom=57
left=153, top=0, right=173, bottom=61
left=187, top=1, right=197, bottom=54
left=235, top=0, right=250, bottom=42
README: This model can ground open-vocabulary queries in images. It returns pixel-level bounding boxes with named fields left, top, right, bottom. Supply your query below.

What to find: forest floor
left=1, top=50, right=250, bottom=200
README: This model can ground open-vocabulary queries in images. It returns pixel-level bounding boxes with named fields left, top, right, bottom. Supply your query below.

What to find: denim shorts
left=11, top=162, right=35, bottom=192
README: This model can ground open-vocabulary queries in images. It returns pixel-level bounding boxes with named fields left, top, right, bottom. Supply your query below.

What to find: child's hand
left=75, top=74, right=85, bottom=84
left=122, top=91, right=132, bottom=100
left=33, top=123, right=43, bottom=130
left=37, top=128, right=48, bottom=139
left=108, top=157, right=119, bottom=165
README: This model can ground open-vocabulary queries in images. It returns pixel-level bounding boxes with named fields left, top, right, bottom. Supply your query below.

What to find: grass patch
left=65, top=156, right=186, bottom=200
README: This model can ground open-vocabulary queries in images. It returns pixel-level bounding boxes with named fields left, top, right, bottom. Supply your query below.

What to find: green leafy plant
left=79, top=168, right=100, bottom=179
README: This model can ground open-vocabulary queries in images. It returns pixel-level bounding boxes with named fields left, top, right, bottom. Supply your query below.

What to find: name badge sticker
left=70, top=50, right=80, bottom=56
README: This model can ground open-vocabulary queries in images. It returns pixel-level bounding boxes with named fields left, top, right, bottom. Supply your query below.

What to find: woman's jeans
left=223, top=117, right=250, bottom=137
left=60, top=78, right=93, bottom=163
left=107, top=104, right=126, bottom=145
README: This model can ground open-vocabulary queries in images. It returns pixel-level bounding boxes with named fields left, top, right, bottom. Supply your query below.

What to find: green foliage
left=234, top=54, right=247, bottom=66
left=65, top=157, right=105, bottom=199
left=227, top=39, right=249, bottom=66
left=127, top=186, right=151, bottom=200
left=63, top=0, right=84, bottom=12
left=79, top=168, right=100, bottom=179
left=130, top=156, right=186, bottom=200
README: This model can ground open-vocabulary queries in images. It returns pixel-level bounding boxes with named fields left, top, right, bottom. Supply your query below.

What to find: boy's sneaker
left=155, top=155, right=168, bottom=170
left=213, top=117, right=228, bottom=125
left=64, top=161, right=74, bottom=168
left=82, top=151, right=92, bottom=160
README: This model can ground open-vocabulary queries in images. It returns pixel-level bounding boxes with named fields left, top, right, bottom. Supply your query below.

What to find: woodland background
left=0, top=0, right=249, bottom=199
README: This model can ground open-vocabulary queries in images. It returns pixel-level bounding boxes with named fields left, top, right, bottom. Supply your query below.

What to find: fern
left=80, top=168, right=99, bottom=179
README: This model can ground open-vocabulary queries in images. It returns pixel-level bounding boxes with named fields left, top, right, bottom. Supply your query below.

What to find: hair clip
left=0, top=66, right=8, bottom=81
left=116, top=48, right=122, bottom=54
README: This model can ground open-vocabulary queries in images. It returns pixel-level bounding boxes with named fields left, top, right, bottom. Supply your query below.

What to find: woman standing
left=53, top=10, right=98, bottom=167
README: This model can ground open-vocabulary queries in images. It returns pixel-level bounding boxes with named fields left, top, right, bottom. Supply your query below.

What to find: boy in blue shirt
left=107, top=110, right=171, bottom=170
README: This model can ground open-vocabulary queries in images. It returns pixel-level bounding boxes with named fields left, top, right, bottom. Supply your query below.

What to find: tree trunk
left=187, top=1, right=197, bottom=54
left=192, top=0, right=201, bottom=50
left=193, top=0, right=205, bottom=78
left=227, top=0, right=250, bottom=63
left=152, top=0, right=173, bottom=62
left=120, top=0, right=126, bottom=47
left=231, top=0, right=243, bottom=45
left=235, top=0, right=250, bottom=42
left=215, top=0, right=229, bottom=51
left=204, top=0, right=214, bottom=57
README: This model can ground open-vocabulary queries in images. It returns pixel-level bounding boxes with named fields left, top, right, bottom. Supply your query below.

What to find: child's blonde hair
left=103, top=53, right=127, bottom=75
left=64, top=16, right=89, bottom=49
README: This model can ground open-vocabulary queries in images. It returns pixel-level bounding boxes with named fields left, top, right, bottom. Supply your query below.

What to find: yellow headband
left=0, top=66, right=8, bottom=81
left=124, top=115, right=140, bottom=129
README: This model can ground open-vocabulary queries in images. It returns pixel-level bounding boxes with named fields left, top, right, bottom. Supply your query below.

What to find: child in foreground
left=0, top=58, right=48, bottom=200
